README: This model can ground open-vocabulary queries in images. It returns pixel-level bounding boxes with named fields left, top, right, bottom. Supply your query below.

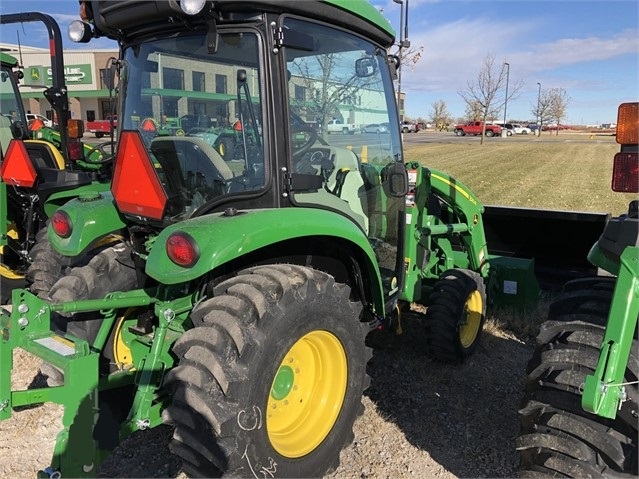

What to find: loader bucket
left=483, top=205, right=609, bottom=291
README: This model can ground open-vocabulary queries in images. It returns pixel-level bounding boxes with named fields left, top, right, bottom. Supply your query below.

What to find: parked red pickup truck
left=86, top=115, right=118, bottom=138
left=453, top=121, right=501, bottom=137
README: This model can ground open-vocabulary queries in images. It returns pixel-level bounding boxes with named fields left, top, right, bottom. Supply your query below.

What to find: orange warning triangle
left=29, top=119, right=45, bottom=131
left=1, top=140, right=37, bottom=187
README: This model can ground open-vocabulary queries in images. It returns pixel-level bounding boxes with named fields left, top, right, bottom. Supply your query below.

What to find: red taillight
left=67, top=139, right=83, bottom=161
left=166, top=232, right=199, bottom=267
left=0, top=140, right=37, bottom=187
left=612, top=152, right=639, bottom=193
left=111, top=130, right=167, bottom=220
left=51, top=210, right=73, bottom=238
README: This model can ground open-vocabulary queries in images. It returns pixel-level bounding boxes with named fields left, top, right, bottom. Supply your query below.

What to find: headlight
left=68, top=20, right=93, bottom=43
left=180, top=0, right=206, bottom=15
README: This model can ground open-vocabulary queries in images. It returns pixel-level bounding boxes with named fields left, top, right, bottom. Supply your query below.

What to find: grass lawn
left=403, top=132, right=636, bottom=215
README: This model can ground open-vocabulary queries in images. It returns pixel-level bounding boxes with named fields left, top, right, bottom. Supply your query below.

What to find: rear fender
left=145, top=208, right=384, bottom=310
left=42, top=180, right=111, bottom=218
left=48, top=191, right=127, bottom=256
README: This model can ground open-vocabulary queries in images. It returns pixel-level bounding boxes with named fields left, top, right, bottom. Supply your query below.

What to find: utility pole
left=536, top=82, right=542, bottom=136
left=392, top=0, right=409, bottom=122
left=502, top=62, right=510, bottom=134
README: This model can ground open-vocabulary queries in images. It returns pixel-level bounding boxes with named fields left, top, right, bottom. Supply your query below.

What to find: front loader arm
left=402, top=163, right=490, bottom=302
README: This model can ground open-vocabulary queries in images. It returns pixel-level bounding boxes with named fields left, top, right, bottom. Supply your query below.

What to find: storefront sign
left=26, top=64, right=94, bottom=85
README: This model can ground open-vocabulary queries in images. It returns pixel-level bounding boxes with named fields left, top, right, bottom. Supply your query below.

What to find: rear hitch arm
left=582, top=246, right=639, bottom=419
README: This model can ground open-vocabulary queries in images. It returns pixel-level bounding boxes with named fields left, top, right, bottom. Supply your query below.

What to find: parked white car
left=512, top=123, right=532, bottom=135
left=26, top=113, right=53, bottom=128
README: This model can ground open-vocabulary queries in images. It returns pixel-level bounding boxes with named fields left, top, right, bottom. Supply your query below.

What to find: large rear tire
left=517, top=287, right=638, bottom=477
left=25, top=227, right=73, bottom=299
left=163, top=264, right=370, bottom=477
left=423, top=268, right=486, bottom=362
left=37, top=243, right=137, bottom=386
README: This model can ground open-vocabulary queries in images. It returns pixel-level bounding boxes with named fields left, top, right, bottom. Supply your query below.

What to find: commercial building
left=0, top=42, right=119, bottom=125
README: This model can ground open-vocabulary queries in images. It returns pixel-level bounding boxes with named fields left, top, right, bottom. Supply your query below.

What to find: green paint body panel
left=43, top=182, right=112, bottom=218
left=146, top=207, right=383, bottom=287
left=323, top=0, right=395, bottom=37
left=0, top=52, right=19, bottom=68
left=48, top=191, right=127, bottom=256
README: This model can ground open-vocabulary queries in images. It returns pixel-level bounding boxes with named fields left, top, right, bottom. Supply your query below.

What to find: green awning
left=17, top=89, right=114, bottom=99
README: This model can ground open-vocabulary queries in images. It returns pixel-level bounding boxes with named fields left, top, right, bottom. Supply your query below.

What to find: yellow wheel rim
left=0, top=263, right=24, bottom=280
left=1, top=224, right=24, bottom=280
left=267, top=330, right=347, bottom=458
left=460, top=290, right=483, bottom=348
left=111, top=313, right=134, bottom=370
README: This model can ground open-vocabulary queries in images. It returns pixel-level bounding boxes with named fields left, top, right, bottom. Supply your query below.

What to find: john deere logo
left=30, top=67, right=40, bottom=81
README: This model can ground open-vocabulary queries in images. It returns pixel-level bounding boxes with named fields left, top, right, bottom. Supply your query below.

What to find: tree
left=548, top=88, right=571, bottom=135
left=464, top=100, right=484, bottom=123
left=458, top=54, right=523, bottom=144
left=429, top=100, right=452, bottom=131
left=531, top=87, right=571, bottom=135
left=289, top=53, right=377, bottom=138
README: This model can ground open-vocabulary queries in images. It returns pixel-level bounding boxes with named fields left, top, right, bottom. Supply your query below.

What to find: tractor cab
left=72, top=1, right=408, bottom=300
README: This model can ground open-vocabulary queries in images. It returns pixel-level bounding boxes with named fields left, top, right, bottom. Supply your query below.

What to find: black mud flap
left=483, top=205, right=610, bottom=290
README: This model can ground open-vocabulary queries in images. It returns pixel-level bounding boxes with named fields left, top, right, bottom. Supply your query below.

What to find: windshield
left=0, top=63, right=26, bottom=154
left=119, top=30, right=265, bottom=220
left=283, top=17, right=405, bottom=295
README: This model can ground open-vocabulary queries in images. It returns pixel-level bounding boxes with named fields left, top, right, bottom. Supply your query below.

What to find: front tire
left=423, top=268, right=486, bottom=362
left=163, top=264, right=370, bottom=477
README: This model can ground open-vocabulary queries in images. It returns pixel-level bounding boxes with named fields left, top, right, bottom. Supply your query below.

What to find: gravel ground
left=1, top=311, right=534, bottom=478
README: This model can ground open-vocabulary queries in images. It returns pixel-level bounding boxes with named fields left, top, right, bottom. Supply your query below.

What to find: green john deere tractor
left=1, top=2, right=542, bottom=477
left=0, top=12, right=114, bottom=303
left=515, top=102, right=638, bottom=477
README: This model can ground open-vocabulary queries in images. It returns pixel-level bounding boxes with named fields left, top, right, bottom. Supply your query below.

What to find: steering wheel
left=85, top=140, right=116, bottom=164
left=290, top=112, right=318, bottom=160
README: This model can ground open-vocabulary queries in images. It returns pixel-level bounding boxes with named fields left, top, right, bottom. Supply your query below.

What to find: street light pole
left=392, top=0, right=404, bottom=121
left=503, top=62, right=510, bottom=126
left=536, top=82, right=542, bottom=136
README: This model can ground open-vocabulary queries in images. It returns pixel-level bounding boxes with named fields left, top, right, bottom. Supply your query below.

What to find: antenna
left=16, top=29, right=24, bottom=68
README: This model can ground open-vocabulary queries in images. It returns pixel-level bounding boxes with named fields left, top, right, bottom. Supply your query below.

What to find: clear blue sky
left=1, top=0, right=637, bottom=125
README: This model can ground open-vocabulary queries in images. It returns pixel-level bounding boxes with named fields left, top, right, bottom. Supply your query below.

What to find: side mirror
left=382, top=161, right=409, bottom=197
left=387, top=55, right=400, bottom=81
left=103, top=58, right=118, bottom=91
left=356, top=56, right=377, bottom=78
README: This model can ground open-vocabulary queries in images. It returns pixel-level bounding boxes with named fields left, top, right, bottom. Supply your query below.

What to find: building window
left=141, top=71, right=151, bottom=89
left=163, top=67, right=184, bottom=90
left=193, top=102, right=207, bottom=115
left=193, top=71, right=205, bottom=92
left=215, top=74, right=227, bottom=94
left=163, top=98, right=178, bottom=118
left=295, top=85, right=306, bottom=101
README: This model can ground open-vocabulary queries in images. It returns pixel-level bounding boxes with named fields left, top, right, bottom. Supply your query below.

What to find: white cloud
left=403, top=17, right=638, bottom=93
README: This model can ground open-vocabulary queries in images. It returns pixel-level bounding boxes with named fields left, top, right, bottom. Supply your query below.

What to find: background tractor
left=0, top=12, right=114, bottom=303
left=516, top=102, right=638, bottom=477
left=0, top=2, right=565, bottom=478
